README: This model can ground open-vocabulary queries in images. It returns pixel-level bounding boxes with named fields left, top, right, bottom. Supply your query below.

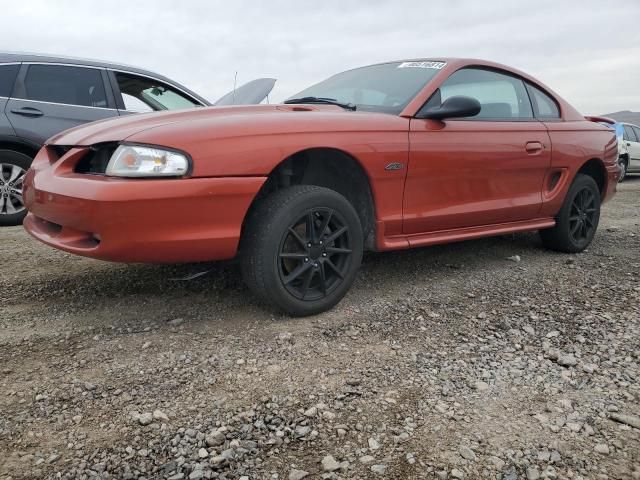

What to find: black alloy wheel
left=278, top=208, right=353, bottom=301
left=568, top=186, right=598, bottom=245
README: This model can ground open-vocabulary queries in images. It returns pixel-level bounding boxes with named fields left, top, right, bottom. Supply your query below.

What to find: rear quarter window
left=0, top=64, right=20, bottom=97
left=526, top=83, right=560, bottom=118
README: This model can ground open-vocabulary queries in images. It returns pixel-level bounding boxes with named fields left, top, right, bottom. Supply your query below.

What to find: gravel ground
left=1, top=179, right=639, bottom=480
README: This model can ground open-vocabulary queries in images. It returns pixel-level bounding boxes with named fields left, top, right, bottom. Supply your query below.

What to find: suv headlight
left=105, top=144, right=190, bottom=178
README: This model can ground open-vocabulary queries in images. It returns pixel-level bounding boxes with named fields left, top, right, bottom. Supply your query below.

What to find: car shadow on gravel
left=11, top=230, right=553, bottom=307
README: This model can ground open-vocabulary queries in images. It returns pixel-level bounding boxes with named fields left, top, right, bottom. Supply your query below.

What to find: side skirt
left=378, top=218, right=556, bottom=251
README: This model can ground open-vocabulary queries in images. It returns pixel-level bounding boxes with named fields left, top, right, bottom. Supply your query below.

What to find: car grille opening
left=31, top=216, right=101, bottom=249
left=74, top=144, right=118, bottom=174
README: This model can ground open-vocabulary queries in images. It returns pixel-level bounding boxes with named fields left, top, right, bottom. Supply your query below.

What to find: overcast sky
left=2, top=0, right=639, bottom=114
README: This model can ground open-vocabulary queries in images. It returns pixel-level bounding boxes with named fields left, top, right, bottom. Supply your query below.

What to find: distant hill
left=601, top=110, right=640, bottom=125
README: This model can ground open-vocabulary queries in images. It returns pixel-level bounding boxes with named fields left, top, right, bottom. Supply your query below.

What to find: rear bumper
left=23, top=148, right=266, bottom=263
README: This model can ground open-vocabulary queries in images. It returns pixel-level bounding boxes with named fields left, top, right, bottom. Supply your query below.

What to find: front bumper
left=23, top=147, right=266, bottom=263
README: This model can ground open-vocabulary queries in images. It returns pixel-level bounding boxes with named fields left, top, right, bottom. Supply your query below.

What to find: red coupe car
left=23, top=58, right=619, bottom=316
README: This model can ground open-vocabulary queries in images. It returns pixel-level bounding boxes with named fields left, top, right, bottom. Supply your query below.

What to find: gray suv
left=0, top=52, right=275, bottom=225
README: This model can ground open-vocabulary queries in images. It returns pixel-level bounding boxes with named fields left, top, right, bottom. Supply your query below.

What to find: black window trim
left=525, top=81, right=562, bottom=122
left=415, top=65, right=538, bottom=122
left=10, top=62, right=116, bottom=110
left=108, top=68, right=204, bottom=112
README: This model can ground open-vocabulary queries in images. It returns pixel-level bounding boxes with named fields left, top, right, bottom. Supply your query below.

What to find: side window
left=23, top=65, right=108, bottom=107
left=115, top=72, right=199, bottom=111
left=526, top=83, right=560, bottom=118
left=623, top=125, right=638, bottom=142
left=632, top=127, right=640, bottom=143
left=0, top=64, right=20, bottom=97
left=424, top=68, right=533, bottom=119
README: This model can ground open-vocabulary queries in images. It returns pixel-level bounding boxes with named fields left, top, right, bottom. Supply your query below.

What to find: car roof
left=385, top=57, right=584, bottom=121
left=0, top=51, right=211, bottom=106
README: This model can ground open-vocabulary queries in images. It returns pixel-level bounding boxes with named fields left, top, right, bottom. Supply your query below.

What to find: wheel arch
left=242, top=147, right=377, bottom=251
left=576, top=157, right=607, bottom=198
left=0, top=136, right=41, bottom=161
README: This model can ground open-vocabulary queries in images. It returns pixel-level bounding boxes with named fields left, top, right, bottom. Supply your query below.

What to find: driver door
left=403, top=67, right=551, bottom=234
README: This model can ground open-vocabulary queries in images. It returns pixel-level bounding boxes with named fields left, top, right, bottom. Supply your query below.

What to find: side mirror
left=418, top=95, right=481, bottom=120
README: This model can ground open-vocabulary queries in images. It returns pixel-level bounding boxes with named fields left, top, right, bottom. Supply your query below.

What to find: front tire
left=241, top=185, right=363, bottom=316
left=540, top=173, right=601, bottom=253
left=0, top=150, right=31, bottom=227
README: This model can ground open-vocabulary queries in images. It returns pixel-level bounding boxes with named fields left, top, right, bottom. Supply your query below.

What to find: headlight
left=105, top=144, right=190, bottom=178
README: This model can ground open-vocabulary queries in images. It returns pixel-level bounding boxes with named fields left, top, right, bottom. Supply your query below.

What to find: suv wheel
left=0, top=150, right=31, bottom=226
left=540, top=173, right=601, bottom=253
left=241, top=185, right=363, bottom=316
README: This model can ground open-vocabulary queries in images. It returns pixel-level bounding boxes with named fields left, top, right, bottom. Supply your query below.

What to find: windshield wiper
left=284, top=96, right=356, bottom=111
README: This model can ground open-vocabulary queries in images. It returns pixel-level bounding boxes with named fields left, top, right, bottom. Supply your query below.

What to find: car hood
left=47, top=104, right=280, bottom=145
left=47, top=104, right=408, bottom=147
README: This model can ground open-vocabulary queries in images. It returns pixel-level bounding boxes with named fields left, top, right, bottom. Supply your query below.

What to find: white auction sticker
left=397, top=61, right=446, bottom=69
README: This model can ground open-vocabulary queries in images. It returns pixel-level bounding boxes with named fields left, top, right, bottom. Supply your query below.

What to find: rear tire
left=241, top=185, right=363, bottom=316
left=540, top=173, right=601, bottom=253
left=0, top=150, right=31, bottom=227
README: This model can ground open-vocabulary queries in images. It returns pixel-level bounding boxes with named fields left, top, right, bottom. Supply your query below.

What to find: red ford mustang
left=23, top=58, right=619, bottom=316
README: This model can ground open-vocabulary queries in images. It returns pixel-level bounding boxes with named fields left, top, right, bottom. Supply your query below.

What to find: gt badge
left=385, top=162, right=404, bottom=171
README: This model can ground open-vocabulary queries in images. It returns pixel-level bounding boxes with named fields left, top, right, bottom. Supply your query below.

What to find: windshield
left=289, top=61, right=445, bottom=114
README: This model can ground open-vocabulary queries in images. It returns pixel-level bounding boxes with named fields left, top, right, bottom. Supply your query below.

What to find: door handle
left=10, top=107, right=44, bottom=117
left=525, top=141, right=544, bottom=154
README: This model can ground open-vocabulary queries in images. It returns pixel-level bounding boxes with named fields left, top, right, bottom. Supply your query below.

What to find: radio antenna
left=232, top=71, right=238, bottom=105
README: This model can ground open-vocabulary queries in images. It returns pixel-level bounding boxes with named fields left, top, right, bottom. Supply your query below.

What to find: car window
left=632, top=126, right=640, bottom=143
left=115, top=72, right=199, bottom=111
left=623, top=125, right=638, bottom=142
left=424, top=68, right=533, bottom=119
left=23, top=64, right=108, bottom=108
left=0, top=64, right=20, bottom=97
left=526, top=83, right=560, bottom=118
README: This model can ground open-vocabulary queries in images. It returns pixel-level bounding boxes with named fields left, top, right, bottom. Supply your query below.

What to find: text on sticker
left=398, top=61, right=446, bottom=69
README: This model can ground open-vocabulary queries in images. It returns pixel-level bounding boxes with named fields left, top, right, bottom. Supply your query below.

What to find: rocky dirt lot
left=1, top=179, right=639, bottom=480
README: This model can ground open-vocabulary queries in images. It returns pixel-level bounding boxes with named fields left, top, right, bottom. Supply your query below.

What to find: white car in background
left=619, top=123, right=640, bottom=180
left=592, top=118, right=640, bottom=181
